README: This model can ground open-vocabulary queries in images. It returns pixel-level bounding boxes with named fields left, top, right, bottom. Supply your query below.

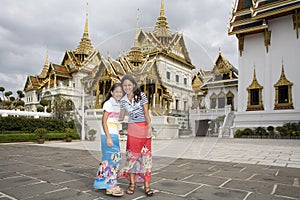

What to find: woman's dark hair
left=121, top=74, right=142, bottom=103
left=101, top=83, right=122, bottom=107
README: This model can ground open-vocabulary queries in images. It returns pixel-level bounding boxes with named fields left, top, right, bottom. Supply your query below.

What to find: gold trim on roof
left=293, top=10, right=300, bottom=39
left=264, top=28, right=271, bottom=53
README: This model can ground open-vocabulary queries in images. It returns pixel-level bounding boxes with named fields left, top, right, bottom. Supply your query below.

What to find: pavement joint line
left=274, top=194, right=298, bottom=199
left=207, top=170, right=220, bottom=176
left=293, top=178, right=299, bottom=187
left=208, top=165, right=215, bottom=170
left=219, top=178, right=232, bottom=187
left=0, top=192, right=18, bottom=200
left=245, top=174, right=256, bottom=180
left=271, top=184, right=277, bottom=195
left=180, top=174, right=194, bottom=181
left=177, top=162, right=190, bottom=168
left=242, top=192, right=252, bottom=200
left=44, top=187, right=68, bottom=194
left=239, top=167, right=247, bottom=172
left=183, top=184, right=204, bottom=197
left=56, top=178, right=82, bottom=184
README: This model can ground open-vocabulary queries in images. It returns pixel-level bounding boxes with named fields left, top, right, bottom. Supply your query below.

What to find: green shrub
left=0, top=134, right=37, bottom=143
left=235, top=129, right=243, bottom=138
left=267, top=126, right=275, bottom=136
left=254, top=127, right=267, bottom=137
left=243, top=128, right=253, bottom=136
left=34, top=128, right=48, bottom=139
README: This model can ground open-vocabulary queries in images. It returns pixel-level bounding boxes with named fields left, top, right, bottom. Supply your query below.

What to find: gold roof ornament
left=75, top=2, right=95, bottom=56
left=247, top=67, right=263, bottom=90
left=153, top=0, right=172, bottom=37
left=128, top=8, right=143, bottom=67
left=39, top=50, right=49, bottom=79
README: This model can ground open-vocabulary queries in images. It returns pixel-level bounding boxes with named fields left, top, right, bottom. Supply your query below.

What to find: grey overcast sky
left=0, top=0, right=237, bottom=96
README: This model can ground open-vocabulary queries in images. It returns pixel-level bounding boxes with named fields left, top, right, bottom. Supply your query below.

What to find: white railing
left=0, top=110, right=52, bottom=118
left=190, top=108, right=226, bottom=115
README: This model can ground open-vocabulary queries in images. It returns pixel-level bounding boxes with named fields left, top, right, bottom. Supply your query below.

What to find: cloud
left=0, top=0, right=237, bottom=95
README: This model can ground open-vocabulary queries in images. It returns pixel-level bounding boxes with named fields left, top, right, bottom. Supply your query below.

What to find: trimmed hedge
left=235, top=121, right=300, bottom=139
left=0, top=131, right=80, bottom=143
left=0, top=116, right=75, bottom=133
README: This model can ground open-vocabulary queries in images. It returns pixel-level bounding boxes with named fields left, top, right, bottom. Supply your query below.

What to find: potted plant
left=34, top=128, right=48, bottom=144
left=65, top=128, right=74, bottom=142
left=88, top=129, right=97, bottom=141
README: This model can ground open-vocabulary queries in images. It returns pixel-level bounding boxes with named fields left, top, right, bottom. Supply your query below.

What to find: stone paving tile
left=58, top=177, right=94, bottom=192
left=183, top=174, right=229, bottom=187
left=151, top=179, right=200, bottom=196
left=212, top=170, right=254, bottom=180
left=223, top=179, right=275, bottom=195
left=24, top=188, right=97, bottom=200
left=250, top=174, right=295, bottom=185
left=1, top=182, right=63, bottom=199
left=246, top=193, right=294, bottom=200
left=274, top=184, right=300, bottom=199
left=0, top=172, right=19, bottom=179
left=1, top=163, right=45, bottom=173
left=187, top=185, right=248, bottom=200
left=0, top=176, right=42, bottom=191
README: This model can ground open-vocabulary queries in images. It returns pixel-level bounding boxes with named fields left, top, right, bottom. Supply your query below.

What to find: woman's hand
left=106, top=137, right=114, bottom=147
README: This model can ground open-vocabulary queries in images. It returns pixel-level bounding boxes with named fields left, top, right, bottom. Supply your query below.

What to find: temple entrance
left=195, top=120, right=210, bottom=136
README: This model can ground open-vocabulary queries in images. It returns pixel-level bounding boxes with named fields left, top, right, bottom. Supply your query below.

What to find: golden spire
left=75, top=1, right=95, bottom=56
left=45, top=49, right=49, bottom=66
left=153, top=0, right=172, bottom=37
left=84, top=2, right=89, bottom=36
left=128, top=8, right=143, bottom=67
left=160, top=0, right=165, bottom=16
left=39, top=50, right=49, bottom=79
left=134, top=8, right=140, bottom=46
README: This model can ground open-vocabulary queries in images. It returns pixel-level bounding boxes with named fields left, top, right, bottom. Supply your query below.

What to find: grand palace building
left=22, top=0, right=300, bottom=138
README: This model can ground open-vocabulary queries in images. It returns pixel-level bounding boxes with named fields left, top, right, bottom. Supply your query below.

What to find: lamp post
left=81, top=82, right=85, bottom=141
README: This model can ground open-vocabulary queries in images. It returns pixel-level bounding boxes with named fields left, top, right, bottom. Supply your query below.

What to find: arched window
left=274, top=65, right=293, bottom=110
left=247, top=69, right=264, bottom=111
left=226, top=91, right=234, bottom=110
left=218, top=92, right=226, bottom=108
left=210, top=93, right=217, bottom=109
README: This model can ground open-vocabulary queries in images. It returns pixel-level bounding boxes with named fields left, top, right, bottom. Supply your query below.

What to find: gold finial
left=84, top=2, right=89, bottom=34
left=45, top=49, right=49, bottom=65
left=134, top=8, right=140, bottom=46
left=160, top=0, right=165, bottom=16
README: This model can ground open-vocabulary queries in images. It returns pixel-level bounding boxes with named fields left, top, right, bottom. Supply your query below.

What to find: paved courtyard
left=0, top=138, right=300, bottom=200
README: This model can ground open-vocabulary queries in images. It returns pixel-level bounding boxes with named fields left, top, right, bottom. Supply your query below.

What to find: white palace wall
left=234, top=15, right=300, bottom=129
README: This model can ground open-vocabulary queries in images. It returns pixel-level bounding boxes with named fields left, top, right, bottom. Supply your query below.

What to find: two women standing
left=94, top=74, right=153, bottom=197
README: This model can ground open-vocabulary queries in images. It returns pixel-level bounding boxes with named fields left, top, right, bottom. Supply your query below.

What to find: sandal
left=106, top=186, right=124, bottom=197
left=145, top=187, right=154, bottom=196
left=126, top=183, right=135, bottom=195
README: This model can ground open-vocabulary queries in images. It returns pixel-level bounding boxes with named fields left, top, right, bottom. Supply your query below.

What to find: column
left=95, top=81, right=100, bottom=109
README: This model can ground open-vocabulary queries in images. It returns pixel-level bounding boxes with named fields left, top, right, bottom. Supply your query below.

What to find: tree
left=0, top=87, right=4, bottom=101
left=52, top=95, right=68, bottom=120
left=40, top=99, right=49, bottom=112
left=4, top=91, right=12, bottom=100
left=17, top=90, right=25, bottom=99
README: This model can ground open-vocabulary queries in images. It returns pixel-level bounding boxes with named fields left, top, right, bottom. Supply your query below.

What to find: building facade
left=228, top=0, right=300, bottom=129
